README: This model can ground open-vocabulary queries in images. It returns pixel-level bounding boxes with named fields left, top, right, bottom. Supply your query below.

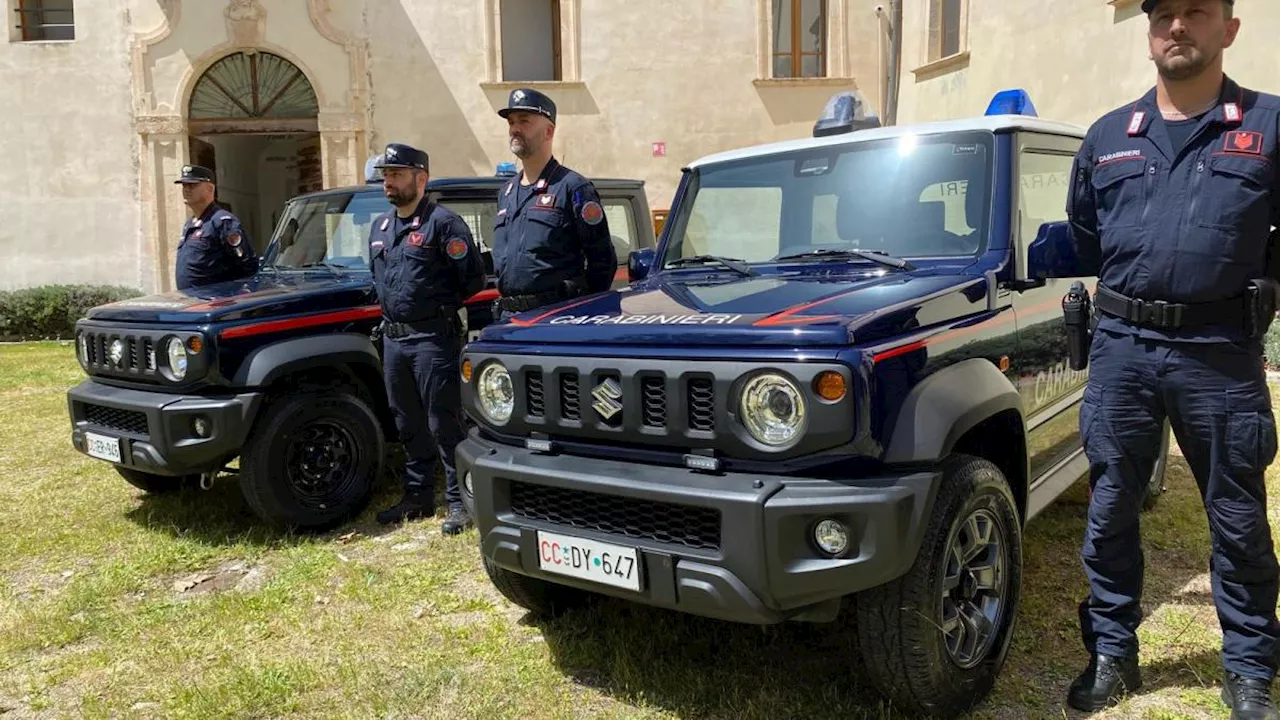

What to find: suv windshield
left=660, top=131, right=994, bottom=268
left=265, top=191, right=390, bottom=270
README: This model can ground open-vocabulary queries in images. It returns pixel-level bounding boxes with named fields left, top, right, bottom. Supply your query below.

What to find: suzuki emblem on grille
left=591, top=378, right=623, bottom=420
left=108, top=339, right=124, bottom=367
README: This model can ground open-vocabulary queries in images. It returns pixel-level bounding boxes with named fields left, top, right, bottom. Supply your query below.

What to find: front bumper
left=67, top=379, right=263, bottom=476
left=457, top=430, right=940, bottom=625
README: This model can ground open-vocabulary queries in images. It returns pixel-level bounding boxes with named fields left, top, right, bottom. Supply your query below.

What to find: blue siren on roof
left=813, top=91, right=882, bottom=137
left=985, top=89, right=1038, bottom=117
left=364, top=155, right=384, bottom=184
left=495, top=162, right=517, bottom=177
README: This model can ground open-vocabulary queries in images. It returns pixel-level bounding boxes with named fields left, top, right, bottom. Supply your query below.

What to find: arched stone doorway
left=186, top=50, right=323, bottom=253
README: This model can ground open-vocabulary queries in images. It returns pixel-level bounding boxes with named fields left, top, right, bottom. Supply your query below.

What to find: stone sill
left=480, top=81, right=587, bottom=91
left=9, top=39, right=77, bottom=45
left=1109, top=0, right=1142, bottom=8
left=912, top=51, right=971, bottom=79
left=752, top=77, right=858, bottom=89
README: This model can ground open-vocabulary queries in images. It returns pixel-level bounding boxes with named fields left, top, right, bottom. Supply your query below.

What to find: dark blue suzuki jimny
left=456, top=91, right=1170, bottom=718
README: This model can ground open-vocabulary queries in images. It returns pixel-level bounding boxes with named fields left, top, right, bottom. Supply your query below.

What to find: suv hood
left=84, top=272, right=376, bottom=325
left=479, top=269, right=989, bottom=348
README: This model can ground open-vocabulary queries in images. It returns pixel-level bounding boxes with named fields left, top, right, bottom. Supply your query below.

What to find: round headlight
left=167, top=337, right=188, bottom=380
left=477, top=362, right=513, bottom=424
left=740, top=373, right=806, bottom=446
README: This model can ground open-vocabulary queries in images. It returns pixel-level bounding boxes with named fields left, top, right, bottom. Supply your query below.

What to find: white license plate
left=85, top=432, right=121, bottom=463
left=536, top=530, right=641, bottom=591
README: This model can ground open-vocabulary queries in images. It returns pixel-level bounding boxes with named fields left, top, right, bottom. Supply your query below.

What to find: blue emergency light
left=985, top=89, right=1038, bottom=117
left=364, top=154, right=383, bottom=184
left=813, top=91, right=881, bottom=137
left=496, top=162, right=517, bottom=177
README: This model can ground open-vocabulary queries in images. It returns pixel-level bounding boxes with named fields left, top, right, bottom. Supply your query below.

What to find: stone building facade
left=1, top=0, right=891, bottom=293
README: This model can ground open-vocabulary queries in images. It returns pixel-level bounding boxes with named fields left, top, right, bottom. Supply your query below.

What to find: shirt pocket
left=1090, top=158, right=1151, bottom=230
left=1197, top=154, right=1273, bottom=232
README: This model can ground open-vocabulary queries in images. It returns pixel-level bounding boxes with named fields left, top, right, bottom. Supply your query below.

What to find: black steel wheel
left=239, top=389, right=383, bottom=530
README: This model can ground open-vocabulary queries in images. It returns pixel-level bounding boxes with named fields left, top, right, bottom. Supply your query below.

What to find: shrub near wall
left=0, top=285, right=144, bottom=342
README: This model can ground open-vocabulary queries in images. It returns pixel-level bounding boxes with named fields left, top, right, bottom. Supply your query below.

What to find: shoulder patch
left=581, top=200, right=604, bottom=226
left=445, top=238, right=469, bottom=260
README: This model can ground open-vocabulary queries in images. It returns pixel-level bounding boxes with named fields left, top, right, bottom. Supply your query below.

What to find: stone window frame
left=912, top=0, right=970, bottom=79
left=8, top=0, right=76, bottom=43
left=753, top=0, right=856, bottom=88
left=481, top=0, right=586, bottom=90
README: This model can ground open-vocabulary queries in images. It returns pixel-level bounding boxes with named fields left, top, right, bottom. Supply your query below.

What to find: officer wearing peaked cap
left=173, top=164, right=258, bottom=290
left=491, top=87, right=617, bottom=322
left=367, top=142, right=486, bottom=533
left=1064, top=1, right=1280, bottom=716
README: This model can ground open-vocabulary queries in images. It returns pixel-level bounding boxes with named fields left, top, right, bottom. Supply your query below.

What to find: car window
left=602, top=199, right=636, bottom=265
left=438, top=199, right=499, bottom=253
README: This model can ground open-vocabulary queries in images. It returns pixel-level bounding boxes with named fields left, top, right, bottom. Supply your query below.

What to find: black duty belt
left=1094, top=284, right=1245, bottom=330
left=496, top=280, right=585, bottom=313
left=380, top=310, right=457, bottom=339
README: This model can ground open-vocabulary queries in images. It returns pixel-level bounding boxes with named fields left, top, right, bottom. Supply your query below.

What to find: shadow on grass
left=120, top=446, right=426, bottom=548
left=523, top=456, right=1235, bottom=719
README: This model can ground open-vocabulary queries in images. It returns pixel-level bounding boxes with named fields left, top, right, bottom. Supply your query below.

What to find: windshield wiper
left=665, top=255, right=755, bottom=277
left=296, top=261, right=350, bottom=276
left=774, top=248, right=916, bottom=272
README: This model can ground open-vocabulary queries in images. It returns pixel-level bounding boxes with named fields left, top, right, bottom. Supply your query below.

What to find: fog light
left=463, top=471, right=473, bottom=496
left=192, top=417, right=211, bottom=438
left=813, top=519, right=849, bottom=556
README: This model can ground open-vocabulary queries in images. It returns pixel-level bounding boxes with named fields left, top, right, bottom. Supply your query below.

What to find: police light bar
left=364, top=155, right=384, bottom=184
left=813, top=91, right=881, bottom=137
left=496, top=162, right=517, bottom=177
left=985, top=89, right=1038, bottom=117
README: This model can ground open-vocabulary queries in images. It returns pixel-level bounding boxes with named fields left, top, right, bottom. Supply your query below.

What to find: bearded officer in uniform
left=491, top=88, right=617, bottom=322
left=368, top=143, right=486, bottom=533
left=174, top=164, right=258, bottom=290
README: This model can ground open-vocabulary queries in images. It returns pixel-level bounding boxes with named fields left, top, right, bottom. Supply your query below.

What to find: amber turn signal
left=186, top=335, right=204, bottom=354
left=461, top=359, right=473, bottom=382
left=814, top=371, right=846, bottom=401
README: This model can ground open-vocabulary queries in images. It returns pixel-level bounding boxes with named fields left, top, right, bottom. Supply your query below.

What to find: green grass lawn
left=1, top=340, right=1275, bottom=719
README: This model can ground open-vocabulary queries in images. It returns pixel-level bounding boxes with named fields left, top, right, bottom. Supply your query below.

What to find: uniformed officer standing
left=1066, top=1, right=1280, bottom=716
left=174, top=165, right=258, bottom=290
left=491, top=88, right=617, bottom=321
left=367, top=143, right=486, bottom=533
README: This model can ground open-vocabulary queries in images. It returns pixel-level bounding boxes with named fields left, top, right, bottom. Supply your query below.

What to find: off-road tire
left=855, top=454, right=1023, bottom=718
left=481, top=554, right=591, bottom=618
left=1142, top=420, right=1172, bottom=512
left=238, top=389, right=383, bottom=530
left=116, top=467, right=198, bottom=494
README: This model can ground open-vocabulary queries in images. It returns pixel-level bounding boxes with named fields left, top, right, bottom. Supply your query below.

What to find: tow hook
left=200, top=472, right=216, bottom=490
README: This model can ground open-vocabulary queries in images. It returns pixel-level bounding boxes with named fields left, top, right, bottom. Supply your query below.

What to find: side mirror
left=1024, top=221, right=1081, bottom=283
left=629, top=248, right=656, bottom=283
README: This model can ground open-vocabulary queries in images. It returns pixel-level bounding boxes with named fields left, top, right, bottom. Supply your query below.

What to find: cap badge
left=513, top=90, right=526, bottom=103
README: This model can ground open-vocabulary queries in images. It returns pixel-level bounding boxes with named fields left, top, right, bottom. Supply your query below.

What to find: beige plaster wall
left=897, top=1, right=1280, bottom=131
left=0, top=0, right=142, bottom=292
left=366, top=0, right=889, bottom=213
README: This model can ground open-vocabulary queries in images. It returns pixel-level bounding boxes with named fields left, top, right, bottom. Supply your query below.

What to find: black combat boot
left=1222, top=672, right=1278, bottom=720
left=441, top=505, right=473, bottom=535
left=1067, top=653, right=1141, bottom=711
left=376, top=490, right=435, bottom=525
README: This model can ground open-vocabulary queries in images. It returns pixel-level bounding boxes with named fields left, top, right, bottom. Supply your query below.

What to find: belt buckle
left=1139, top=299, right=1181, bottom=328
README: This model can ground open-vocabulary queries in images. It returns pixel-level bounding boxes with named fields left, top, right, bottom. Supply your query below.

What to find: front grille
left=83, top=403, right=149, bottom=436
left=526, top=371, right=545, bottom=417
left=80, top=330, right=162, bottom=379
left=561, top=373, right=580, bottom=420
left=688, top=379, right=715, bottom=431
left=641, top=376, right=666, bottom=428
left=509, top=481, right=721, bottom=551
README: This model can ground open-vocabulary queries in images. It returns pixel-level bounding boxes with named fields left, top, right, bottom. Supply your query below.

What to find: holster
left=1063, top=280, right=1092, bottom=371
left=1245, top=277, right=1279, bottom=340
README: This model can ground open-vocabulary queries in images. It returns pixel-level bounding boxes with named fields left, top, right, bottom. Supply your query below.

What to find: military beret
left=498, top=88, right=557, bottom=124
left=175, top=164, right=215, bottom=184
left=1142, top=0, right=1232, bottom=12
left=374, top=143, right=429, bottom=172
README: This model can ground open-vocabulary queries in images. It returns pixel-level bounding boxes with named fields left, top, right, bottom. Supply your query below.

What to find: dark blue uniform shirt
left=174, top=205, right=258, bottom=290
left=368, top=196, right=486, bottom=323
left=491, top=157, right=618, bottom=297
left=1067, top=75, right=1280, bottom=342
